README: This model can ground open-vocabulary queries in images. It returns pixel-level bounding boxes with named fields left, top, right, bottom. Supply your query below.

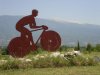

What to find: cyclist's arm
left=32, top=25, right=42, bottom=29
left=30, top=23, right=42, bottom=29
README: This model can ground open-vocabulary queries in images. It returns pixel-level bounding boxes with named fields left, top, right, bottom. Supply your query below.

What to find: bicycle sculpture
left=7, top=9, right=61, bottom=57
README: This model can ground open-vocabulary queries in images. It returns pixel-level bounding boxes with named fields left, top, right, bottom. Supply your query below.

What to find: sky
left=0, top=0, right=100, bottom=25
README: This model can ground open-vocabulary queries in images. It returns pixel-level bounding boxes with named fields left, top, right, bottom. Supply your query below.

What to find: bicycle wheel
left=40, top=30, right=61, bottom=51
left=8, top=37, right=31, bottom=57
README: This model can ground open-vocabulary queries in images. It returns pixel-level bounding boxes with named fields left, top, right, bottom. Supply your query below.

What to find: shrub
left=0, top=51, right=99, bottom=70
left=84, top=57, right=98, bottom=66
left=30, top=48, right=46, bottom=55
left=1, top=46, right=8, bottom=55
left=94, top=44, right=100, bottom=52
left=0, top=60, right=19, bottom=70
left=51, top=56, right=68, bottom=67
left=59, top=45, right=68, bottom=52
left=66, top=56, right=98, bottom=66
left=32, top=57, right=53, bottom=68
left=86, top=43, right=93, bottom=53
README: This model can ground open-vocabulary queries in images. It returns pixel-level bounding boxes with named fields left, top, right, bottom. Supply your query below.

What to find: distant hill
left=0, top=15, right=100, bottom=46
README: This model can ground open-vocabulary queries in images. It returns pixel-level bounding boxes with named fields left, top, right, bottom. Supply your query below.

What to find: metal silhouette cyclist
left=8, top=9, right=61, bottom=57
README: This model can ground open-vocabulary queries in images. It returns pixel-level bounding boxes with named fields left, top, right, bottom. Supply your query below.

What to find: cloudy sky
left=0, top=0, right=100, bottom=25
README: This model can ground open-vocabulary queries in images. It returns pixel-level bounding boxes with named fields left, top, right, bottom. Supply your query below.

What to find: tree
left=75, top=41, right=80, bottom=51
left=86, top=43, right=92, bottom=53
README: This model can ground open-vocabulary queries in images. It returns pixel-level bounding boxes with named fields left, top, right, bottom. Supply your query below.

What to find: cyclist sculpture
left=8, top=9, right=61, bottom=57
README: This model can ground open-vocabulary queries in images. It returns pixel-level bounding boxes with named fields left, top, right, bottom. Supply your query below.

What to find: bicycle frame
left=31, top=28, right=46, bottom=45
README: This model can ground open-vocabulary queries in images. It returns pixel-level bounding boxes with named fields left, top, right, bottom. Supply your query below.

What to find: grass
left=0, top=49, right=100, bottom=75
left=0, top=53, right=98, bottom=69
left=0, top=65, right=100, bottom=75
left=85, top=52, right=100, bottom=57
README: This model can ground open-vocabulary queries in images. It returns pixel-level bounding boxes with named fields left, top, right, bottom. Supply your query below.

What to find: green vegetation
left=74, top=41, right=80, bottom=50
left=0, top=66, right=100, bottom=75
left=86, top=43, right=93, bottom=53
left=1, top=46, right=8, bottom=55
left=0, top=44, right=100, bottom=75
left=0, top=50, right=99, bottom=70
left=94, top=44, right=100, bottom=52
left=1, top=42, right=100, bottom=55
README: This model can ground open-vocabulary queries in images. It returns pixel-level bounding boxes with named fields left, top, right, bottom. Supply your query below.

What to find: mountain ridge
left=0, top=15, right=100, bottom=46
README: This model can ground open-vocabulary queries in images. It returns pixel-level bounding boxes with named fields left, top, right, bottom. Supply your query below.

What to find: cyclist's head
left=32, top=9, right=38, bottom=17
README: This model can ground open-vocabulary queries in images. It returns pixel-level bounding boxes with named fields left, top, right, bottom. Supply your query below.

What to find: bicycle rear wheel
left=8, top=37, right=30, bottom=57
left=40, top=30, right=61, bottom=51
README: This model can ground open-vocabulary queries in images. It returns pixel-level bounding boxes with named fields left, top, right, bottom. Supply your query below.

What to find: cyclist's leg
left=21, top=27, right=37, bottom=50
left=21, top=27, right=34, bottom=44
left=16, top=26, right=37, bottom=50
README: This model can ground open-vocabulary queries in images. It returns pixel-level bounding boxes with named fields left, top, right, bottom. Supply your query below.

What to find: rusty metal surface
left=41, top=30, right=61, bottom=51
left=8, top=37, right=31, bottom=57
left=7, top=9, right=61, bottom=58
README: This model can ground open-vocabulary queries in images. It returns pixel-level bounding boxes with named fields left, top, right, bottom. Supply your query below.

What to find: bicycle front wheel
left=40, top=30, right=61, bottom=51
